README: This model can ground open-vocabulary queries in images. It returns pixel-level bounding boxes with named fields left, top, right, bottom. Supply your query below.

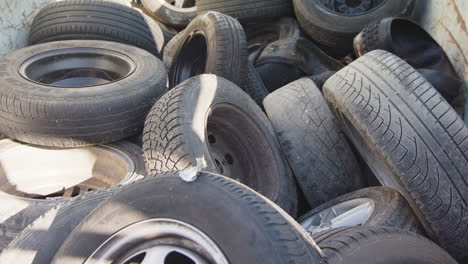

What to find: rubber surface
left=29, top=0, right=165, bottom=57
left=323, top=50, right=467, bottom=261
left=196, top=0, right=292, bottom=22
left=264, top=78, right=364, bottom=208
left=142, top=0, right=197, bottom=27
left=143, top=74, right=298, bottom=215
left=51, top=172, right=324, bottom=264
left=0, top=40, right=167, bottom=147
left=313, top=226, right=457, bottom=264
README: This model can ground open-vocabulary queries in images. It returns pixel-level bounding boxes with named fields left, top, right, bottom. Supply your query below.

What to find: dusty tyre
left=313, top=226, right=457, bottom=264
left=264, top=78, right=364, bottom=208
left=143, top=74, right=298, bottom=215
left=141, top=0, right=197, bottom=28
left=29, top=0, right=165, bottom=57
left=196, top=0, right=292, bottom=22
left=0, top=188, right=120, bottom=264
left=299, top=187, right=423, bottom=235
left=244, top=62, right=269, bottom=106
left=51, top=172, right=323, bottom=264
left=323, top=50, right=468, bottom=261
left=0, top=40, right=167, bottom=147
left=164, top=11, right=247, bottom=88
left=293, top=0, right=415, bottom=54
left=0, top=139, right=145, bottom=249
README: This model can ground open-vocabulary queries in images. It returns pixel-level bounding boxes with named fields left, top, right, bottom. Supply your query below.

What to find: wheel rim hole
left=346, top=0, right=362, bottom=7
left=165, top=251, right=195, bottom=264
left=214, top=159, right=224, bottom=174
left=208, top=134, right=216, bottom=144
left=224, top=154, right=234, bottom=165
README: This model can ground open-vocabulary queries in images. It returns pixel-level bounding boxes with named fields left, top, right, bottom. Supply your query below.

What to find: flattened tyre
left=142, top=0, right=197, bottom=28
left=29, top=0, right=165, bottom=57
left=196, top=0, right=292, bottom=22
left=144, top=75, right=298, bottom=215
left=51, top=172, right=324, bottom=264
left=293, top=0, right=415, bottom=53
left=164, top=11, right=247, bottom=88
left=0, top=40, right=167, bottom=147
left=264, top=78, right=364, bottom=208
left=299, top=187, right=423, bottom=235
left=313, top=226, right=457, bottom=264
left=323, top=50, right=468, bottom=261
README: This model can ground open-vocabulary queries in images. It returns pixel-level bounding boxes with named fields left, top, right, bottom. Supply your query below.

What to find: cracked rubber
left=143, top=74, right=298, bottom=215
left=323, top=50, right=467, bottom=261
left=0, top=40, right=167, bottom=147
left=313, top=226, right=457, bottom=264
left=29, top=0, right=165, bottom=57
left=51, top=172, right=323, bottom=264
left=196, top=0, right=292, bottom=22
left=264, top=78, right=364, bottom=208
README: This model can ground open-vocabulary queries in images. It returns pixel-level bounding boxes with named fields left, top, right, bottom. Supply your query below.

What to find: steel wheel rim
left=19, top=48, right=136, bottom=88
left=85, top=219, right=229, bottom=264
left=319, top=0, right=385, bottom=15
left=301, top=198, right=375, bottom=234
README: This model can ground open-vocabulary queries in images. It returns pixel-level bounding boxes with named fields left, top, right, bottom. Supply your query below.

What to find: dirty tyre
left=143, top=75, right=298, bottom=215
left=29, top=0, right=164, bottom=57
left=244, top=62, right=269, bottom=106
left=293, top=0, right=415, bottom=53
left=264, top=78, right=364, bottom=208
left=164, top=11, right=248, bottom=88
left=313, top=226, right=457, bottom=264
left=196, top=0, right=292, bottom=22
left=323, top=50, right=467, bottom=261
left=51, top=172, right=323, bottom=264
left=299, top=187, right=423, bottom=235
left=0, top=40, right=167, bottom=147
left=142, top=0, right=197, bottom=28
left=0, top=188, right=119, bottom=264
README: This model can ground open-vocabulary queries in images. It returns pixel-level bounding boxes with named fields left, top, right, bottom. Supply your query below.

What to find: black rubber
left=264, top=78, right=364, bottom=208
left=313, top=226, right=457, bottom=264
left=299, top=187, right=424, bottom=234
left=0, top=40, right=167, bottom=147
left=353, top=17, right=463, bottom=104
left=29, top=0, right=165, bottom=58
left=143, top=75, right=298, bottom=216
left=142, top=0, right=197, bottom=28
left=243, top=62, right=270, bottom=106
left=196, top=0, right=292, bottom=22
left=51, top=172, right=324, bottom=264
left=255, top=38, right=343, bottom=92
left=293, top=0, right=415, bottom=54
left=323, top=50, right=467, bottom=261
left=163, top=11, right=248, bottom=88
left=0, top=187, right=119, bottom=264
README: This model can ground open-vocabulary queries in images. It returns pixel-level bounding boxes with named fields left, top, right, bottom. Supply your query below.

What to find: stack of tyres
left=0, top=0, right=465, bottom=263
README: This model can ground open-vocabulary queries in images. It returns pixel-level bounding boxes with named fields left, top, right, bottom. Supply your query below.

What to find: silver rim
left=85, top=219, right=229, bottom=264
left=162, top=0, right=196, bottom=11
left=301, top=198, right=375, bottom=234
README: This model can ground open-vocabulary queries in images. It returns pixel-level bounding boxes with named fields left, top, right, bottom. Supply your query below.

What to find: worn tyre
left=0, top=40, right=167, bottom=147
left=29, top=0, right=164, bottom=57
left=144, top=75, right=298, bottom=215
left=293, top=0, right=415, bottom=53
left=244, top=62, right=269, bottom=106
left=313, top=226, right=457, bottom=264
left=196, top=0, right=292, bottom=22
left=50, top=172, right=323, bottom=264
left=323, top=50, right=468, bottom=261
left=0, top=188, right=119, bottom=263
left=264, top=78, right=364, bottom=208
left=141, top=0, right=197, bottom=27
left=255, top=38, right=343, bottom=91
left=300, top=187, right=423, bottom=235
left=164, top=11, right=247, bottom=88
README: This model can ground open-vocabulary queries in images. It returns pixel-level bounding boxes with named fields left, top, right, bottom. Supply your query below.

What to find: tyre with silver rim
left=0, top=139, right=145, bottom=251
left=299, top=187, right=423, bottom=235
left=141, top=0, right=197, bottom=27
left=50, top=172, right=323, bottom=264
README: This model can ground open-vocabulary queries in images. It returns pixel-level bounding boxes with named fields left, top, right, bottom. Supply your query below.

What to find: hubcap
left=301, top=198, right=375, bottom=234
